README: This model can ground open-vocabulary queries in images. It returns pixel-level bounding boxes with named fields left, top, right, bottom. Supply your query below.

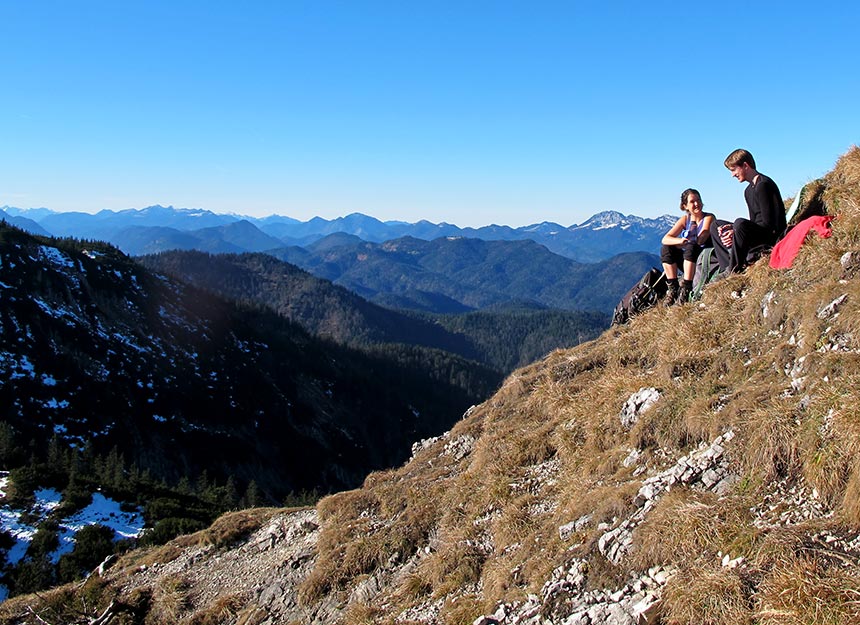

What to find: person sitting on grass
left=660, top=188, right=714, bottom=305
left=709, top=148, right=786, bottom=273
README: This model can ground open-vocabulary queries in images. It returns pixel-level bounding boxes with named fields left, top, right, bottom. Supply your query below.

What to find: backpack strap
left=692, top=248, right=714, bottom=300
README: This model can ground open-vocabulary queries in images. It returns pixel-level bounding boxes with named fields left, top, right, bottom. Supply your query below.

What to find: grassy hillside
left=2, top=145, right=859, bottom=624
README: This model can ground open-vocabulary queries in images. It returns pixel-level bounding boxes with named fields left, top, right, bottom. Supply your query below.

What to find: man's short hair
left=725, top=148, right=756, bottom=170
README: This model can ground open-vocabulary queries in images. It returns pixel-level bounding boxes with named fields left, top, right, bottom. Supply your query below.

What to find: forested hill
left=269, top=235, right=658, bottom=314
left=140, top=250, right=609, bottom=373
left=0, top=224, right=500, bottom=502
left=138, top=250, right=480, bottom=356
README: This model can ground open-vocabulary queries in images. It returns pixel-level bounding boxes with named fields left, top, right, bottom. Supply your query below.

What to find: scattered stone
left=761, top=290, right=777, bottom=318
left=599, top=431, right=736, bottom=565
left=620, top=388, right=661, bottom=429
left=818, top=294, right=848, bottom=319
left=444, top=434, right=476, bottom=461
left=623, top=448, right=642, bottom=468
left=840, top=251, right=860, bottom=278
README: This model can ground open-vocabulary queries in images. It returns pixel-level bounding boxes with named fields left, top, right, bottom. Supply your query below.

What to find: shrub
left=57, top=524, right=116, bottom=583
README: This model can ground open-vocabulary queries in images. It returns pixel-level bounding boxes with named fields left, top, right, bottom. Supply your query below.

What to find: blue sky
left=2, top=1, right=858, bottom=227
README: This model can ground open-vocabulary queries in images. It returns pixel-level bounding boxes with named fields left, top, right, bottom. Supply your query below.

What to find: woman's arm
left=697, top=214, right=714, bottom=245
left=661, top=215, right=687, bottom=246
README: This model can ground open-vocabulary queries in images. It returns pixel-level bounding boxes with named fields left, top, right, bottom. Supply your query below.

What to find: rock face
left=619, top=387, right=660, bottom=430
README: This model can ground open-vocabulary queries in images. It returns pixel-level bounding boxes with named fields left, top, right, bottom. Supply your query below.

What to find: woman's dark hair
left=680, top=188, right=702, bottom=211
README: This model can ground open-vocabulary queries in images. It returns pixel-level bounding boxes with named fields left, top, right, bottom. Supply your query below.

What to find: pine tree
left=241, top=480, right=261, bottom=508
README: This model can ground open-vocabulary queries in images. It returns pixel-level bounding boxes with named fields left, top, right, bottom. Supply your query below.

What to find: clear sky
left=2, top=1, right=858, bottom=227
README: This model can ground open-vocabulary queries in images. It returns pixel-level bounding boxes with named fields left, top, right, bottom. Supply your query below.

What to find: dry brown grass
left=0, top=577, right=121, bottom=625
left=662, top=563, right=755, bottom=625
left=439, top=592, right=483, bottom=625
left=630, top=489, right=758, bottom=571
left=185, top=593, right=246, bottom=625
left=193, top=507, right=282, bottom=549
left=339, top=600, right=389, bottom=625
left=756, top=556, right=860, bottom=624
left=144, top=573, right=192, bottom=623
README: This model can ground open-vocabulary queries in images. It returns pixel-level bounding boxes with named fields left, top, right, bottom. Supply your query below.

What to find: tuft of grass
left=146, top=573, right=192, bottom=623
left=662, top=563, right=754, bottom=625
left=756, top=556, right=860, bottom=625
left=439, top=592, right=483, bottom=625
left=630, top=489, right=758, bottom=572
left=186, top=593, right=247, bottom=625
left=195, top=507, right=282, bottom=549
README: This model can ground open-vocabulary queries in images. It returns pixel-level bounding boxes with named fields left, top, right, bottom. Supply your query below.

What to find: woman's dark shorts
left=661, top=243, right=702, bottom=267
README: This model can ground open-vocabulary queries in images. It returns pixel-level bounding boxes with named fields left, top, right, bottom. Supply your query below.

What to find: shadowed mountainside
left=0, top=227, right=500, bottom=503
left=139, top=250, right=610, bottom=373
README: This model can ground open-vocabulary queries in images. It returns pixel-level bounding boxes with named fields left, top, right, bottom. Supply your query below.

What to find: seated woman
left=660, top=188, right=714, bottom=305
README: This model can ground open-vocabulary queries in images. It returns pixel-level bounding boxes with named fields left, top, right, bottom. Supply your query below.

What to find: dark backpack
left=611, top=268, right=667, bottom=326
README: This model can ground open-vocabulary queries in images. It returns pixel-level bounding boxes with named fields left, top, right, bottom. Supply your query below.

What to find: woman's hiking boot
left=664, top=278, right=679, bottom=307
left=677, top=279, right=693, bottom=305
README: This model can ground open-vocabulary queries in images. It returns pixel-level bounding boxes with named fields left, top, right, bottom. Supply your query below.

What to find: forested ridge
left=140, top=250, right=609, bottom=375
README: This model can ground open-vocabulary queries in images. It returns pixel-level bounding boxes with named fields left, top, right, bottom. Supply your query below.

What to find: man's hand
left=718, top=224, right=734, bottom=248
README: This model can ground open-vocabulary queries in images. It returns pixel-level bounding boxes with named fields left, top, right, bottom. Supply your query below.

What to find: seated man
left=710, top=149, right=786, bottom=273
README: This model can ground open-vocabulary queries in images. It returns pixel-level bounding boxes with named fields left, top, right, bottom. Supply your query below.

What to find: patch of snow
left=6, top=354, right=35, bottom=380
left=50, top=493, right=144, bottom=563
left=39, top=246, right=74, bottom=269
left=33, top=488, right=62, bottom=515
left=0, top=487, right=145, bottom=573
left=42, top=398, right=70, bottom=409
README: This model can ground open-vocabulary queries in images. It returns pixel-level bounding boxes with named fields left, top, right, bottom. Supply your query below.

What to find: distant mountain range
left=1, top=205, right=675, bottom=263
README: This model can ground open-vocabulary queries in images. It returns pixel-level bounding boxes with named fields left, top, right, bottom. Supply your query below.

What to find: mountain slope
left=138, top=250, right=482, bottom=357
left=10, top=146, right=860, bottom=624
left=138, top=251, right=609, bottom=374
left=0, top=226, right=500, bottom=503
